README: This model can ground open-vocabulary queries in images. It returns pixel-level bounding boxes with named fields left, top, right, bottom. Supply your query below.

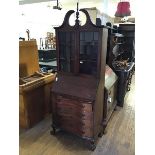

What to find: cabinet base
left=50, top=123, right=103, bottom=151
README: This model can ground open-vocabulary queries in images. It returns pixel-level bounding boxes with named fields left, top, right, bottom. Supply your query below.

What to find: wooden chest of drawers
left=51, top=73, right=105, bottom=150
left=52, top=94, right=93, bottom=138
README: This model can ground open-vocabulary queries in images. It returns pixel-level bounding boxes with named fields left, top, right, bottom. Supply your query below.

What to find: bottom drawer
left=57, top=114, right=93, bottom=137
left=55, top=95, right=94, bottom=137
left=59, top=120, right=93, bottom=138
left=82, top=127, right=93, bottom=137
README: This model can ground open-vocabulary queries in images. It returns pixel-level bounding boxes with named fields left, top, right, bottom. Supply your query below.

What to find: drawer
left=59, top=118, right=93, bottom=137
left=82, top=103, right=92, bottom=112
left=57, top=97, right=82, bottom=108
left=57, top=104, right=93, bottom=116
left=81, top=118, right=93, bottom=129
left=56, top=95, right=92, bottom=106
left=57, top=114, right=83, bottom=124
left=55, top=95, right=93, bottom=137
left=57, top=108, right=84, bottom=118
left=57, top=101, right=82, bottom=111
left=57, top=113, right=93, bottom=126
left=82, top=111, right=93, bottom=121
left=82, top=127, right=93, bottom=137
left=56, top=95, right=93, bottom=114
left=57, top=112, right=93, bottom=135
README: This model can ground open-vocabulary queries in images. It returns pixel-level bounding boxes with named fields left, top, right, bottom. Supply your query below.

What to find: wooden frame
left=51, top=7, right=108, bottom=150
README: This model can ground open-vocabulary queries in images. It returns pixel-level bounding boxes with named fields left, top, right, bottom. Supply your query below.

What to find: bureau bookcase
left=51, top=8, right=108, bottom=150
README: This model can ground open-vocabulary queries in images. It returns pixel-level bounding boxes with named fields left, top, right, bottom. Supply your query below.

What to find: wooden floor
left=20, top=76, right=135, bottom=155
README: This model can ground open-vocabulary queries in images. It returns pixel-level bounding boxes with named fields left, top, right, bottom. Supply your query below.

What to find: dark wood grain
left=51, top=9, right=108, bottom=150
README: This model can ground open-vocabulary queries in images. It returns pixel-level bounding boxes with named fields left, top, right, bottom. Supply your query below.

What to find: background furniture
left=105, top=23, right=135, bottom=107
left=118, top=24, right=135, bottom=62
left=112, top=61, right=134, bottom=107
left=19, top=41, right=56, bottom=128
left=38, top=49, right=57, bottom=72
left=38, top=49, right=56, bottom=62
left=39, top=61, right=57, bottom=72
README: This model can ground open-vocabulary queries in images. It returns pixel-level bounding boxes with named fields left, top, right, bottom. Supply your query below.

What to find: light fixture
left=115, top=1, right=131, bottom=17
left=53, top=0, right=62, bottom=10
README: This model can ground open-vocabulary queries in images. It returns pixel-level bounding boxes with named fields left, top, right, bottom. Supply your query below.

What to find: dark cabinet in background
left=118, top=24, right=135, bottom=61
left=38, top=49, right=57, bottom=72
left=106, top=23, right=135, bottom=107
left=38, top=49, right=56, bottom=62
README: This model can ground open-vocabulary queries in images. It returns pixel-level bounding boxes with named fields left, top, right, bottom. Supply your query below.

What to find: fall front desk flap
left=52, top=66, right=117, bottom=101
left=52, top=73, right=99, bottom=101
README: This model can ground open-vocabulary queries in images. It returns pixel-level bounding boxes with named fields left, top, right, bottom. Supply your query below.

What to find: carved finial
left=77, top=2, right=79, bottom=14
left=75, top=2, right=80, bottom=25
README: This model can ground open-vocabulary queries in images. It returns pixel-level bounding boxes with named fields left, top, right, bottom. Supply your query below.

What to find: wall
left=19, top=2, right=68, bottom=46
left=82, top=7, right=114, bottom=25
left=19, top=1, right=116, bottom=47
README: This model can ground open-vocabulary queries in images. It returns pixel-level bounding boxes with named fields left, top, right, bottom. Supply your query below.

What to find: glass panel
left=70, top=45, right=75, bottom=59
left=84, top=32, right=93, bottom=42
left=59, top=32, right=66, bottom=42
left=66, top=32, right=71, bottom=43
left=79, top=32, right=99, bottom=75
left=60, top=60, right=70, bottom=72
left=79, top=61, right=97, bottom=75
left=59, top=45, right=65, bottom=59
left=70, top=60, right=74, bottom=72
left=80, top=32, right=85, bottom=41
left=58, top=32, right=75, bottom=72
left=59, top=59, right=74, bottom=72
left=94, top=32, right=99, bottom=41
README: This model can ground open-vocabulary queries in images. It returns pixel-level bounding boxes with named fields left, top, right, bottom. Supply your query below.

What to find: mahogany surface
left=51, top=8, right=108, bottom=150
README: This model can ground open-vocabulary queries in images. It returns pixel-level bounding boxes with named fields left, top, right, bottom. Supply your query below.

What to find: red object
left=115, top=2, right=131, bottom=17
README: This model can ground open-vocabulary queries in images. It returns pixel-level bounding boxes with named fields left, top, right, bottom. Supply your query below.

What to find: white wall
left=19, top=2, right=68, bottom=45
left=19, top=2, right=99, bottom=46
left=19, top=0, right=135, bottom=46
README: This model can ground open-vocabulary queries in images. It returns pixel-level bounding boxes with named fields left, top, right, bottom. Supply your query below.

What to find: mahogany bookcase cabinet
left=50, top=8, right=108, bottom=150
